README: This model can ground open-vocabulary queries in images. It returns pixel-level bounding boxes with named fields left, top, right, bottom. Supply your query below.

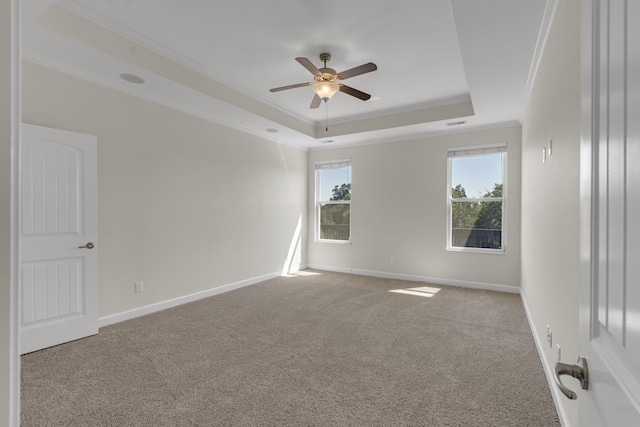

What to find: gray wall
left=307, top=125, right=522, bottom=290
left=521, top=0, right=581, bottom=425
left=0, top=0, right=15, bottom=423
left=22, top=61, right=308, bottom=319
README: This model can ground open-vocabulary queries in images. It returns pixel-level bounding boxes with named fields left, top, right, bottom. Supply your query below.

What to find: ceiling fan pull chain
left=325, top=101, right=329, bottom=132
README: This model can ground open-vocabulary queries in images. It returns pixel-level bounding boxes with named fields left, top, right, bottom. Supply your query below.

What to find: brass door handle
left=78, top=242, right=95, bottom=249
left=554, top=356, right=588, bottom=400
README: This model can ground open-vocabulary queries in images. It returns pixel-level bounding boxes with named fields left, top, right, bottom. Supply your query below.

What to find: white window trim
left=446, top=143, right=507, bottom=254
left=315, top=159, right=352, bottom=244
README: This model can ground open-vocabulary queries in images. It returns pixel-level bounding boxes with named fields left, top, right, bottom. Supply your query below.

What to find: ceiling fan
left=270, top=53, right=377, bottom=108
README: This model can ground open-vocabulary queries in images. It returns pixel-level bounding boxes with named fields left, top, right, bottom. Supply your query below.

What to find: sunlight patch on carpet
left=389, top=286, right=441, bottom=298
left=283, top=270, right=323, bottom=278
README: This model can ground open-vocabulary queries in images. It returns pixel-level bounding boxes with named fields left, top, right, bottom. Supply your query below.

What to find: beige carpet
left=21, top=270, right=560, bottom=426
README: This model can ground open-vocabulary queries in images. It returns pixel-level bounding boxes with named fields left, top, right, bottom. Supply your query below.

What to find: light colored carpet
left=21, top=270, right=560, bottom=426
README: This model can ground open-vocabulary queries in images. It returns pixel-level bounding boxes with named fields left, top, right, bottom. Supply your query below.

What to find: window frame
left=446, top=143, right=507, bottom=254
left=315, top=159, right=352, bottom=244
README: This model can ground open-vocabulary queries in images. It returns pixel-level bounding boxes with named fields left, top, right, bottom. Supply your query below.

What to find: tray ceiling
left=22, top=0, right=555, bottom=149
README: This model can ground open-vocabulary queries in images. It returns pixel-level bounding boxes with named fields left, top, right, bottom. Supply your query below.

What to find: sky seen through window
left=451, top=153, right=503, bottom=197
left=319, top=166, right=351, bottom=200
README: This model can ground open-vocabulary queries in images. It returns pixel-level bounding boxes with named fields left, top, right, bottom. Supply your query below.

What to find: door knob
left=554, top=356, right=588, bottom=400
left=78, top=242, right=95, bottom=249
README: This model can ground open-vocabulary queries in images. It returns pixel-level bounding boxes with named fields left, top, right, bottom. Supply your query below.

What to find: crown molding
left=55, top=0, right=316, bottom=127
left=309, top=120, right=521, bottom=151
left=22, top=55, right=311, bottom=152
left=522, top=0, right=560, bottom=118
left=322, top=93, right=472, bottom=127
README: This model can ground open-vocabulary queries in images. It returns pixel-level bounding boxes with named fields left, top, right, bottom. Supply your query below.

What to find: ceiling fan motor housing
left=317, top=53, right=338, bottom=82
left=316, top=68, right=338, bottom=82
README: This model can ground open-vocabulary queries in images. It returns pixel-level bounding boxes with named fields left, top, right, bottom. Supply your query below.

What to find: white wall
left=521, top=0, right=581, bottom=425
left=307, top=125, right=522, bottom=290
left=22, top=61, right=307, bottom=319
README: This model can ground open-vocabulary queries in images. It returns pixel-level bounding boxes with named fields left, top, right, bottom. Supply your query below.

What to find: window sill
left=315, top=239, right=352, bottom=245
left=446, top=246, right=506, bottom=254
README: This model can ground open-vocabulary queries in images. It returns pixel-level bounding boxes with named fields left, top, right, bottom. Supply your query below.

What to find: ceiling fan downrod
left=320, top=52, right=331, bottom=68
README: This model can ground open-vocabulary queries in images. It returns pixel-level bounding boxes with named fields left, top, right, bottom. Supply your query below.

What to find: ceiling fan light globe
left=312, top=82, right=339, bottom=101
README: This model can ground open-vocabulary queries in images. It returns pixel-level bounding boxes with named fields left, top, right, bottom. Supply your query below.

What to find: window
left=447, top=144, right=506, bottom=252
left=316, top=159, right=351, bottom=242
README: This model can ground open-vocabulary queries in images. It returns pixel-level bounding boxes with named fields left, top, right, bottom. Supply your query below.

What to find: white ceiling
left=21, top=0, right=555, bottom=150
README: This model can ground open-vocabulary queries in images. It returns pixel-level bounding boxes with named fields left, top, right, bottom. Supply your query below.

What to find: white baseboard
left=520, top=292, right=570, bottom=427
left=99, top=265, right=518, bottom=329
left=307, top=264, right=520, bottom=294
left=98, top=271, right=281, bottom=328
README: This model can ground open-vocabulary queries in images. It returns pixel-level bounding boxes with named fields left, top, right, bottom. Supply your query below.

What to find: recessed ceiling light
left=119, top=73, right=145, bottom=84
left=266, top=128, right=279, bottom=133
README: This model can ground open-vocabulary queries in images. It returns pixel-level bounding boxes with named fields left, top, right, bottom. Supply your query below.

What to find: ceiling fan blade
left=337, top=62, right=377, bottom=80
left=310, top=94, right=322, bottom=109
left=269, top=82, right=312, bottom=92
left=339, top=84, right=371, bottom=101
left=295, top=57, right=322, bottom=77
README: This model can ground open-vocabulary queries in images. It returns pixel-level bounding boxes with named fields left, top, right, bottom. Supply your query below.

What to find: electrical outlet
left=546, top=325, right=552, bottom=348
left=135, top=281, right=144, bottom=293
left=556, top=344, right=561, bottom=362
left=390, top=257, right=396, bottom=264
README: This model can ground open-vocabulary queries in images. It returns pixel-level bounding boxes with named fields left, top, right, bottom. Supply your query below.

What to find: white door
left=20, top=124, right=98, bottom=355
left=577, top=0, right=640, bottom=424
